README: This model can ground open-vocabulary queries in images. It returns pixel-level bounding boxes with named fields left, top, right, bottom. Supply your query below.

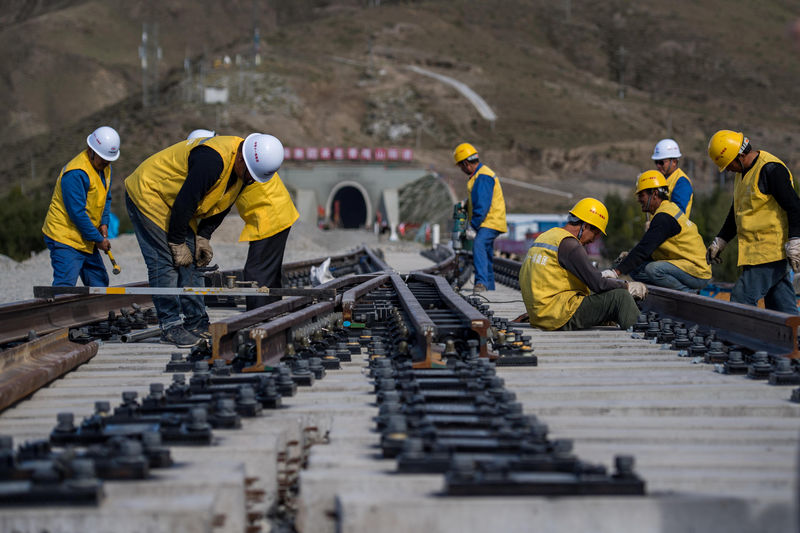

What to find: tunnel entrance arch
left=326, top=181, right=372, bottom=228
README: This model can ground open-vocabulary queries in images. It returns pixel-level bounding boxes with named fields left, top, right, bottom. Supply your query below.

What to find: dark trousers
left=560, top=289, right=639, bottom=331
left=243, top=227, right=291, bottom=310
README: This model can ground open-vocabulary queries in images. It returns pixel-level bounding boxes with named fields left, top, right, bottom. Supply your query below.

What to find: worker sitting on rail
left=125, top=133, right=284, bottom=348
left=42, top=126, right=120, bottom=288
left=519, top=198, right=646, bottom=331
left=651, top=138, right=694, bottom=217
left=706, top=131, right=800, bottom=314
left=602, top=171, right=710, bottom=293
left=453, top=142, right=507, bottom=293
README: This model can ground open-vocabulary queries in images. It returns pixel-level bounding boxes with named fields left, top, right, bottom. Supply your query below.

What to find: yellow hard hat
left=635, top=170, right=668, bottom=193
left=569, top=197, right=609, bottom=235
left=453, top=143, right=478, bottom=165
left=708, top=130, right=746, bottom=172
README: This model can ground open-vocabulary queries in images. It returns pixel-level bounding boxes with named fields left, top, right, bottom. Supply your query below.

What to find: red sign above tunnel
left=282, top=147, right=414, bottom=162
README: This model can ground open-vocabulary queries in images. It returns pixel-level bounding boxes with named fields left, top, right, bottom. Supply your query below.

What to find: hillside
left=0, top=0, right=799, bottom=219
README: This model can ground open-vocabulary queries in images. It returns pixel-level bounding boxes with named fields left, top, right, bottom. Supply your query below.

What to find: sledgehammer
left=105, top=250, right=121, bottom=275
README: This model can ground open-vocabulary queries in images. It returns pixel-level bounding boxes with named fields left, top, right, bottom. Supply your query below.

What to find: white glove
left=465, top=227, right=477, bottom=240
left=169, top=242, right=193, bottom=267
left=195, top=236, right=213, bottom=267
left=601, top=269, right=618, bottom=279
left=785, top=238, right=800, bottom=273
left=706, top=237, right=727, bottom=265
left=627, top=281, right=648, bottom=300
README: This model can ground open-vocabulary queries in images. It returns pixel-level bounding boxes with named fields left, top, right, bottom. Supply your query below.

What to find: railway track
left=0, top=245, right=796, bottom=532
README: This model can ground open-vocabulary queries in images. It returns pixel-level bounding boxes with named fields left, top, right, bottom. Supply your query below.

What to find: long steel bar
left=33, top=286, right=337, bottom=299
left=0, top=329, right=98, bottom=412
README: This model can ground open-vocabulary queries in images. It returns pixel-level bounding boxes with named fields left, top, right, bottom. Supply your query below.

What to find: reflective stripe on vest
left=733, top=151, right=794, bottom=266
left=650, top=201, right=711, bottom=279
left=125, top=136, right=244, bottom=232
left=236, top=173, right=299, bottom=241
left=466, top=164, right=508, bottom=233
left=666, top=167, right=693, bottom=217
left=519, top=227, right=589, bottom=330
left=42, top=150, right=110, bottom=253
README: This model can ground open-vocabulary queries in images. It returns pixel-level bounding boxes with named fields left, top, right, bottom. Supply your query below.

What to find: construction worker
left=602, top=171, right=711, bottom=292
left=42, top=126, right=120, bottom=287
left=519, top=198, right=646, bottom=331
left=125, top=133, right=283, bottom=347
left=651, top=138, right=693, bottom=216
left=234, top=137, right=299, bottom=310
left=453, top=142, right=507, bottom=293
left=706, top=130, right=800, bottom=314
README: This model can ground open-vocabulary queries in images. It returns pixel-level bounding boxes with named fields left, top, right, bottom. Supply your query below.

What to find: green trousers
left=560, top=288, right=639, bottom=331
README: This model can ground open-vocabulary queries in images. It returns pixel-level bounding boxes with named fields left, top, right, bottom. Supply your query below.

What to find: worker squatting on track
left=519, top=198, right=647, bottom=331
left=602, top=171, right=711, bottom=293
left=124, top=133, right=285, bottom=348
left=453, top=142, right=507, bottom=293
left=706, top=130, right=800, bottom=315
left=42, top=126, right=120, bottom=288
left=186, top=129, right=300, bottom=311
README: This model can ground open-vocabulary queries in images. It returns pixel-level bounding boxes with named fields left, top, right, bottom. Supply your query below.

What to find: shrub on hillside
left=0, top=187, right=49, bottom=261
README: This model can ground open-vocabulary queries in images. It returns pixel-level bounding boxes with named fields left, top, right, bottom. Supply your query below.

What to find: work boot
left=189, top=326, right=212, bottom=340
left=160, top=326, right=201, bottom=348
left=473, top=283, right=487, bottom=294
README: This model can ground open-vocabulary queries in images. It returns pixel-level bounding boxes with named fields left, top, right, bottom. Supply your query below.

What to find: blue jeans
left=473, top=227, right=501, bottom=290
left=44, top=236, right=109, bottom=287
left=629, top=261, right=708, bottom=293
left=125, top=192, right=208, bottom=330
left=731, top=260, right=798, bottom=315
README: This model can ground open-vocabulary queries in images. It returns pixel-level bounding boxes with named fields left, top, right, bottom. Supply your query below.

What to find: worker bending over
left=453, top=142, right=507, bottom=293
left=125, top=133, right=282, bottom=347
left=603, top=171, right=710, bottom=292
left=706, top=130, right=800, bottom=314
left=519, top=198, right=645, bottom=331
left=42, top=126, right=120, bottom=287
left=651, top=138, right=694, bottom=216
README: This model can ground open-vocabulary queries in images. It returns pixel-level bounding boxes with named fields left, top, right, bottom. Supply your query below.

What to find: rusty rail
left=0, top=329, right=98, bottom=411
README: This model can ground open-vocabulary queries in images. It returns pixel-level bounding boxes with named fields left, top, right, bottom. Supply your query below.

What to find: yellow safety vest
left=236, top=173, right=299, bottom=241
left=665, top=167, right=693, bottom=217
left=733, top=151, right=794, bottom=266
left=42, top=150, right=110, bottom=254
left=519, top=227, right=589, bottom=330
left=125, top=136, right=244, bottom=232
left=466, top=164, right=507, bottom=233
left=650, top=201, right=711, bottom=279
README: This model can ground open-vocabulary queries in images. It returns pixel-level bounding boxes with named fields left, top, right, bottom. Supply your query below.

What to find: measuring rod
left=33, top=286, right=337, bottom=300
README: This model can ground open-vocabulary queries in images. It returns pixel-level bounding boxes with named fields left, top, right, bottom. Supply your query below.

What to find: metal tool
left=33, top=285, right=337, bottom=300
left=105, top=250, right=121, bottom=275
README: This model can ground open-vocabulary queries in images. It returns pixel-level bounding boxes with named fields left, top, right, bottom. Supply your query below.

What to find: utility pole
left=139, top=22, right=162, bottom=107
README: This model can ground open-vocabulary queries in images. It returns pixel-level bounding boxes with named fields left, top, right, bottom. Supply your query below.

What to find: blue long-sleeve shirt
left=670, top=176, right=692, bottom=214
left=470, top=168, right=495, bottom=230
left=61, top=169, right=111, bottom=243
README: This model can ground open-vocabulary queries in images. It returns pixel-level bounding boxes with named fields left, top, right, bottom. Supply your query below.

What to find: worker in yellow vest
left=42, top=126, right=120, bottom=287
left=235, top=154, right=299, bottom=310
left=125, top=133, right=284, bottom=347
left=651, top=139, right=693, bottom=217
left=519, top=198, right=646, bottom=330
left=706, top=131, right=800, bottom=314
left=453, top=142, right=507, bottom=293
left=602, top=171, right=711, bottom=292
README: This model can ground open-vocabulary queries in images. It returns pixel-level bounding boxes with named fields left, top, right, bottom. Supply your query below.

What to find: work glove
left=612, top=251, right=628, bottom=268
left=195, top=236, right=214, bottom=267
left=785, top=238, right=800, bottom=273
left=627, top=281, right=648, bottom=301
left=465, top=227, right=477, bottom=240
left=705, top=237, right=727, bottom=265
left=601, top=269, right=618, bottom=279
left=169, top=242, right=193, bottom=268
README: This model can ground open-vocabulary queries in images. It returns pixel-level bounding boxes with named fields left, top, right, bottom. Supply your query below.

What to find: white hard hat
left=651, top=138, right=681, bottom=160
left=243, top=133, right=284, bottom=183
left=86, top=126, right=120, bottom=162
left=187, top=129, right=216, bottom=140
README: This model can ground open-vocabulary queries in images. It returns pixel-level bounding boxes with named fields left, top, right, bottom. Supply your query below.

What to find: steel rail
left=0, top=282, right=152, bottom=345
left=342, top=274, right=392, bottom=322
left=0, top=328, right=98, bottom=411
left=388, top=273, right=436, bottom=367
left=477, top=255, right=800, bottom=358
